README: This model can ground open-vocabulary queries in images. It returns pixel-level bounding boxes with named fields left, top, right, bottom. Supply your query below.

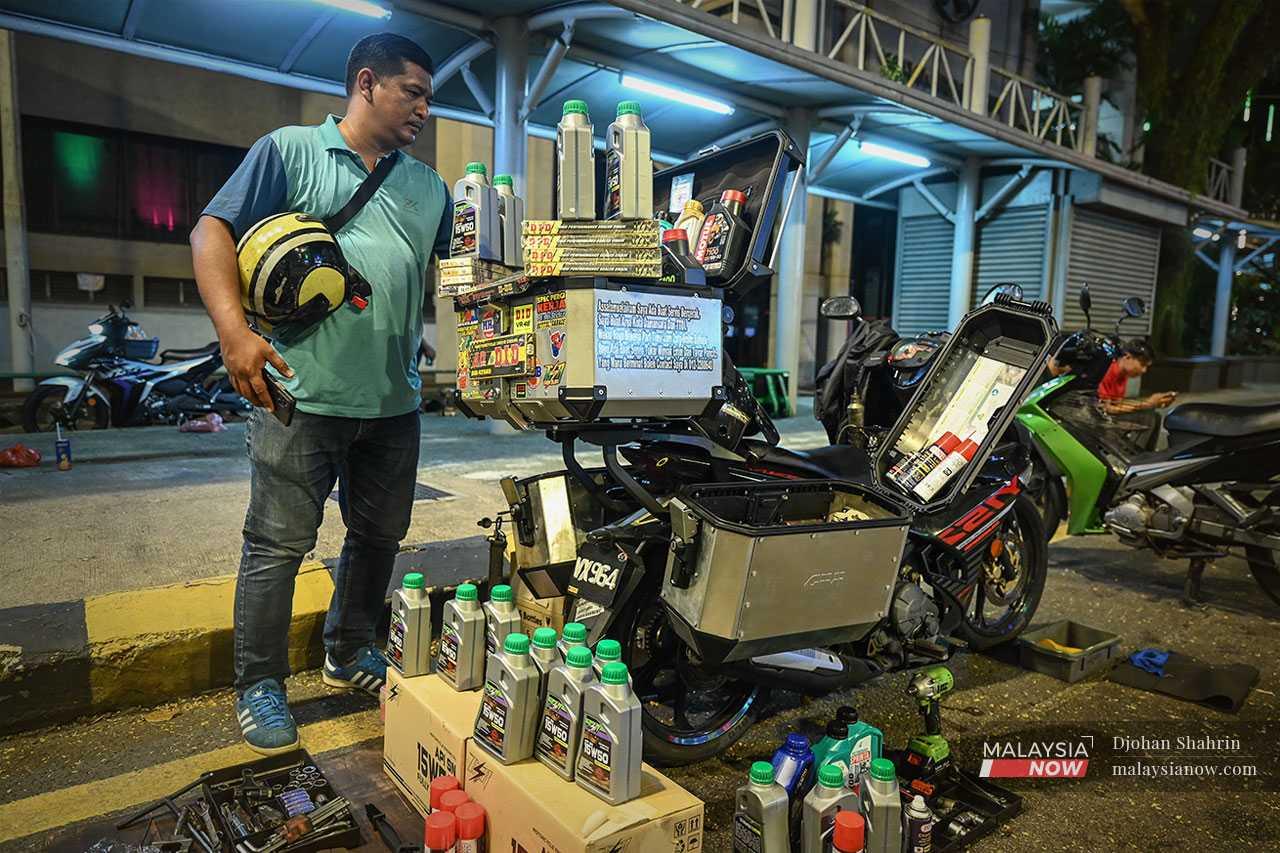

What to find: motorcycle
left=488, top=292, right=1053, bottom=767
left=1017, top=286, right=1280, bottom=606
left=22, top=300, right=250, bottom=432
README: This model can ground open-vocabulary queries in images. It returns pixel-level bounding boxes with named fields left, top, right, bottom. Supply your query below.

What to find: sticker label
left=437, top=623, right=460, bottom=682
left=450, top=200, right=477, bottom=257
left=512, top=304, right=534, bottom=334
left=387, top=606, right=406, bottom=669
left=535, top=291, right=567, bottom=328
left=732, top=812, right=763, bottom=853
left=669, top=172, right=694, bottom=213
left=468, top=333, right=535, bottom=380
left=573, top=599, right=604, bottom=622
left=535, top=694, right=574, bottom=771
left=475, top=681, right=509, bottom=756
left=694, top=211, right=729, bottom=272
left=605, top=151, right=622, bottom=219
left=576, top=715, right=614, bottom=794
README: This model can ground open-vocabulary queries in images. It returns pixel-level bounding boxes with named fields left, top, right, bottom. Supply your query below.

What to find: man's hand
left=1147, top=391, right=1177, bottom=409
left=221, top=327, right=293, bottom=410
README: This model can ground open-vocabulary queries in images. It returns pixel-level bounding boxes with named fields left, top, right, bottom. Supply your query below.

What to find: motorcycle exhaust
left=724, top=648, right=884, bottom=695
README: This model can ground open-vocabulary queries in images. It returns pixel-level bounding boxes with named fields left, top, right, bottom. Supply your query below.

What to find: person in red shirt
left=1097, top=339, right=1176, bottom=412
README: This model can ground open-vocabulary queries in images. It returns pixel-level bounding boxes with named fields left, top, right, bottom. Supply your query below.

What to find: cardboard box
left=463, top=752, right=704, bottom=853
left=383, top=669, right=483, bottom=817
left=512, top=572, right=568, bottom=636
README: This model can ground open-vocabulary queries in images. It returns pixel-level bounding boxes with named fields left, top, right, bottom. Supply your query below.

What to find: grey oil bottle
left=535, top=645, right=594, bottom=781
left=473, top=632, right=540, bottom=764
left=557, top=622, right=588, bottom=660
left=604, top=101, right=652, bottom=220
left=575, top=662, right=642, bottom=804
left=450, top=162, right=502, bottom=261
left=530, top=627, right=560, bottom=698
left=388, top=572, right=431, bottom=676
left=437, top=583, right=485, bottom=690
left=859, top=758, right=903, bottom=853
left=733, top=761, right=790, bottom=853
left=483, top=584, right=520, bottom=680
left=493, top=174, right=525, bottom=268
left=802, top=764, right=857, bottom=853
left=556, top=100, right=595, bottom=220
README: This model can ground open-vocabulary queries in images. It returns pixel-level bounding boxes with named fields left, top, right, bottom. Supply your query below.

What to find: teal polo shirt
left=204, top=114, right=451, bottom=418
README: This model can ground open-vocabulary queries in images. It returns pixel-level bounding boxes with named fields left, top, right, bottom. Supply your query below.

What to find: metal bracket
left=913, top=178, right=956, bottom=224
left=768, top=162, right=806, bottom=271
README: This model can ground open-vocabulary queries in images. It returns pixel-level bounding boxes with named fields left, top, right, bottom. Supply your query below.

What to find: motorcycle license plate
left=566, top=541, right=631, bottom=608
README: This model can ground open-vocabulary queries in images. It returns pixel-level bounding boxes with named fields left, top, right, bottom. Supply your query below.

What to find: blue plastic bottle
left=771, top=733, right=816, bottom=797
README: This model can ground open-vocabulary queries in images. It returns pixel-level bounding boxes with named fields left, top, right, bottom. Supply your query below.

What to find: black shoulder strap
left=324, top=152, right=397, bottom=234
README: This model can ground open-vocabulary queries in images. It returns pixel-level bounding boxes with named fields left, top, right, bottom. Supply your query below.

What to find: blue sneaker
left=235, top=678, right=299, bottom=755
left=322, top=646, right=387, bottom=697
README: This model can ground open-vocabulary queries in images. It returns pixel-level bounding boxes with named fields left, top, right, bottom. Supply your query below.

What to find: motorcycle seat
left=159, top=342, right=219, bottom=362
left=1164, top=401, right=1280, bottom=438
left=740, top=439, right=871, bottom=480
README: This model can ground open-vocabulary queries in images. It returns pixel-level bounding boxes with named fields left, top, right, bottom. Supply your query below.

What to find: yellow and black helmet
left=236, top=213, right=369, bottom=335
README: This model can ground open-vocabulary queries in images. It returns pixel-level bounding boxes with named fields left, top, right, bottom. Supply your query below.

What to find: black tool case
left=871, top=295, right=1058, bottom=512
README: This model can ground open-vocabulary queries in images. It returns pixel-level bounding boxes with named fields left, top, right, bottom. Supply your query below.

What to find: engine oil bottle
left=802, top=763, right=858, bottom=853
left=694, top=189, right=750, bottom=283
left=604, top=101, right=652, bottom=220
left=388, top=572, right=431, bottom=676
left=575, top=662, right=642, bottom=804
left=733, top=761, right=790, bottom=853
left=858, top=758, right=903, bottom=853
left=451, top=162, right=502, bottom=261
left=659, top=228, right=706, bottom=286
left=535, top=645, right=595, bottom=780
left=811, top=721, right=853, bottom=785
left=474, top=633, right=540, bottom=764
left=839, top=708, right=884, bottom=791
left=772, top=733, right=815, bottom=797
left=556, top=100, right=595, bottom=220
left=530, top=627, right=560, bottom=699
left=592, top=638, right=621, bottom=680
left=483, top=584, right=520, bottom=678
left=438, top=583, right=485, bottom=691
left=557, top=622, right=588, bottom=660
left=673, top=199, right=706, bottom=247
left=493, top=174, right=525, bottom=269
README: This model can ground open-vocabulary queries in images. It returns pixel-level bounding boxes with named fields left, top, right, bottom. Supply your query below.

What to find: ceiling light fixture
left=619, top=73, right=735, bottom=115
left=858, top=140, right=931, bottom=168
left=304, top=0, right=392, bottom=20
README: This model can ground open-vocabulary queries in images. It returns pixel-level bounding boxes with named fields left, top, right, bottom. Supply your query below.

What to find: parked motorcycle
left=1017, top=286, right=1280, bottom=606
left=22, top=300, right=250, bottom=432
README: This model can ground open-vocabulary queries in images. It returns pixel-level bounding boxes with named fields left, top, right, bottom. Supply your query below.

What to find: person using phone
left=190, top=33, right=450, bottom=755
left=1096, top=338, right=1175, bottom=451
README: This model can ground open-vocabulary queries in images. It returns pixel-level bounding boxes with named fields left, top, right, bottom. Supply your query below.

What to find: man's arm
left=191, top=134, right=293, bottom=409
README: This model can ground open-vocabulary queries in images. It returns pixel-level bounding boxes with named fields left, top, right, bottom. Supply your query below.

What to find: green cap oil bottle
left=575, top=662, right=642, bottom=804
left=734, top=761, right=790, bottom=852
left=388, top=572, right=431, bottom=676
left=437, top=583, right=484, bottom=690
left=474, top=632, right=541, bottom=764
left=535, top=645, right=595, bottom=781
left=802, top=763, right=857, bottom=853
left=530, top=627, right=560, bottom=700
left=483, top=584, right=520, bottom=681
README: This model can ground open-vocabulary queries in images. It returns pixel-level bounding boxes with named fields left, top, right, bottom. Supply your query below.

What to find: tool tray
left=899, top=763, right=1022, bottom=851
left=872, top=296, right=1058, bottom=512
left=204, top=748, right=360, bottom=852
left=660, top=479, right=910, bottom=663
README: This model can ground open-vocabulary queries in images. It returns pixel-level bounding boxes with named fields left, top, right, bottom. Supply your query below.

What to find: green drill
left=905, top=665, right=955, bottom=773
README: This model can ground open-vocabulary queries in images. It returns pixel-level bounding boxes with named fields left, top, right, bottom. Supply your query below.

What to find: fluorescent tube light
left=304, top=0, right=392, bottom=19
left=1192, top=227, right=1214, bottom=240
left=619, top=73, right=735, bottom=115
left=858, top=140, right=931, bottom=168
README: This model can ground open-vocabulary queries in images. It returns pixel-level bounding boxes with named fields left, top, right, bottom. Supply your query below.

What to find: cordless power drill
left=903, top=665, right=955, bottom=778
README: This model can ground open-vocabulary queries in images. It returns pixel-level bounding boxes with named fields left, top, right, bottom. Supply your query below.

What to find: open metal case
left=452, top=131, right=803, bottom=428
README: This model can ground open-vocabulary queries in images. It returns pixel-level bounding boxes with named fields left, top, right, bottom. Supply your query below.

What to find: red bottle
left=439, top=789, right=470, bottom=814
left=833, top=810, right=866, bottom=853
left=426, top=810, right=458, bottom=853
left=429, top=776, right=461, bottom=813
left=454, top=802, right=488, bottom=853
left=694, top=189, right=749, bottom=282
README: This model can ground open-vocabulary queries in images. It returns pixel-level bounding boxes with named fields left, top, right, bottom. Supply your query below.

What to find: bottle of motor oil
left=557, top=622, right=588, bottom=660
left=604, top=101, right=652, bottom=220
left=772, top=733, right=816, bottom=798
left=913, top=429, right=985, bottom=501
left=659, top=228, right=707, bottom=286
left=557, top=100, right=596, bottom=220
left=474, top=633, right=540, bottom=764
left=451, top=162, right=502, bottom=261
left=530, top=627, right=560, bottom=699
left=903, top=795, right=934, bottom=853
left=493, top=174, right=525, bottom=268
left=733, top=761, right=790, bottom=853
left=839, top=708, right=884, bottom=792
left=593, top=638, right=621, bottom=680
left=536, top=645, right=595, bottom=780
left=694, top=189, right=750, bottom=283
left=802, top=763, right=858, bottom=853
left=811, top=720, right=853, bottom=783
left=833, top=811, right=866, bottom=853
left=576, top=662, right=642, bottom=804
left=887, top=432, right=960, bottom=493
left=483, top=584, right=520, bottom=676
left=858, top=758, right=903, bottom=853
left=388, top=572, right=431, bottom=676
left=673, top=199, right=706, bottom=247
left=438, top=583, right=485, bottom=691
left=454, top=802, right=486, bottom=853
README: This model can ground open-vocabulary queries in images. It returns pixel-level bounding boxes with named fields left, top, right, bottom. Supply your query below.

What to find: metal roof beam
left=808, top=184, right=897, bottom=211
left=393, top=0, right=485, bottom=33
left=976, top=165, right=1033, bottom=222
left=809, top=116, right=861, bottom=181
left=521, top=24, right=573, bottom=121
left=121, top=0, right=147, bottom=40
left=1235, top=235, right=1280, bottom=272
left=433, top=38, right=493, bottom=89
left=279, top=11, right=335, bottom=73
left=692, top=120, right=779, bottom=157
left=863, top=167, right=954, bottom=200
left=913, top=179, right=956, bottom=224
left=461, top=63, right=494, bottom=118
left=527, top=3, right=638, bottom=31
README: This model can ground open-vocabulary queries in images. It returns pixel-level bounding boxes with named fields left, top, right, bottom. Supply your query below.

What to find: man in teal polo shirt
left=191, top=33, right=450, bottom=754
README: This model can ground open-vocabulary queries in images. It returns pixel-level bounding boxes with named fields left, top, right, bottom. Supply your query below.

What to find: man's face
left=1119, top=354, right=1151, bottom=378
left=363, top=61, right=432, bottom=147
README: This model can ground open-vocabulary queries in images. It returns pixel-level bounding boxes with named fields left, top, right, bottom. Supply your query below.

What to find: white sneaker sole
left=322, top=670, right=382, bottom=694
left=242, top=733, right=300, bottom=756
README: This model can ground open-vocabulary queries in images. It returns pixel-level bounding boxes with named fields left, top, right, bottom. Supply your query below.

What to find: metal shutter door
left=1062, top=207, right=1159, bottom=335
left=971, top=205, right=1050, bottom=309
left=894, top=213, right=954, bottom=336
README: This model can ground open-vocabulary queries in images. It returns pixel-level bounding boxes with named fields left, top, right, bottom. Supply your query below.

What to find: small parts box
left=1017, top=619, right=1122, bottom=682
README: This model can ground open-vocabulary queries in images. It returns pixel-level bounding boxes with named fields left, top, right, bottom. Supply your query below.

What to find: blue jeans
left=234, top=408, right=420, bottom=691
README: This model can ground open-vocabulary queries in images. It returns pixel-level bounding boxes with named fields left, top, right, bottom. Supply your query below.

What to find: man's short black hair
left=345, top=33, right=435, bottom=96
left=1123, top=338, right=1155, bottom=364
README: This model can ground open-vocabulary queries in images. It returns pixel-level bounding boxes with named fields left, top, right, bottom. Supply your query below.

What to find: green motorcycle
left=1017, top=286, right=1280, bottom=606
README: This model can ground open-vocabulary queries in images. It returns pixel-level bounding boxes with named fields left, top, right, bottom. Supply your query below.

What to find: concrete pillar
left=948, top=157, right=981, bottom=328
left=492, top=18, right=529, bottom=197
left=1229, top=146, right=1247, bottom=209
left=967, top=17, right=991, bottom=116
left=774, top=108, right=812, bottom=411
left=1082, top=75, right=1102, bottom=156
left=0, top=29, right=33, bottom=390
left=1211, top=238, right=1237, bottom=357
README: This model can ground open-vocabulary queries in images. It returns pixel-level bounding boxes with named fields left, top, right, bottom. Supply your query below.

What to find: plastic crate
left=1017, top=620, right=1121, bottom=682
left=124, top=337, right=160, bottom=360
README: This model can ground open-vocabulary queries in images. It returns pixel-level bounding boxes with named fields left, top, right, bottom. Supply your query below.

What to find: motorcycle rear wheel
left=956, top=494, right=1048, bottom=650
left=21, top=385, right=110, bottom=433
left=1244, top=546, right=1280, bottom=608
